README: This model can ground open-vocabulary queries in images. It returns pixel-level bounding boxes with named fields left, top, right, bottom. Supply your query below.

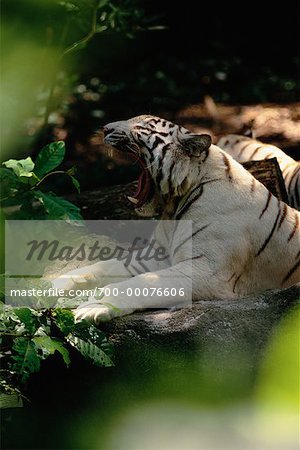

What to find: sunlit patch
left=97, top=401, right=299, bottom=450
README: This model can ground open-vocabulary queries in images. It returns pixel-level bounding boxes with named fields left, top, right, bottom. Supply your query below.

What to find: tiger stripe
left=157, top=144, right=171, bottom=180
left=237, top=142, right=252, bottom=157
left=233, top=273, right=243, bottom=293
left=176, top=185, right=204, bottom=219
left=222, top=152, right=232, bottom=180
left=249, top=145, right=264, bottom=159
left=282, top=258, right=300, bottom=284
left=172, top=223, right=210, bottom=257
left=259, top=191, right=272, bottom=219
left=202, top=147, right=210, bottom=163
left=287, top=213, right=299, bottom=242
left=178, top=254, right=205, bottom=264
left=288, top=165, right=300, bottom=192
left=151, top=135, right=165, bottom=151
left=227, top=273, right=236, bottom=282
left=166, top=160, right=176, bottom=193
left=264, top=153, right=274, bottom=159
left=277, top=203, right=288, bottom=230
left=256, top=204, right=281, bottom=256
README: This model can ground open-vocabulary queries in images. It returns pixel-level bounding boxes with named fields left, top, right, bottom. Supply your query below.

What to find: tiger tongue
left=131, top=168, right=151, bottom=206
left=127, top=157, right=151, bottom=207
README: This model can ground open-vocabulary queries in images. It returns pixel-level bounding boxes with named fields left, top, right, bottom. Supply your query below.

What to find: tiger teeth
left=127, top=196, right=139, bottom=204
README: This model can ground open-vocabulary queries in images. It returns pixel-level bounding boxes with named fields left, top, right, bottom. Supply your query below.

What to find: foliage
left=57, top=0, right=152, bottom=46
left=43, top=0, right=155, bottom=127
left=0, top=304, right=114, bottom=401
left=0, top=141, right=82, bottom=220
left=1, top=0, right=159, bottom=160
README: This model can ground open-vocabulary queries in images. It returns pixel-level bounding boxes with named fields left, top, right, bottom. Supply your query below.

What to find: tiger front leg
left=51, top=258, right=135, bottom=293
left=51, top=243, right=170, bottom=296
left=74, top=263, right=192, bottom=324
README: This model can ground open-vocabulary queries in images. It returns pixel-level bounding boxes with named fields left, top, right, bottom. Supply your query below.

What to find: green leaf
left=34, top=141, right=66, bottom=179
left=35, top=191, right=83, bottom=220
left=70, top=176, right=80, bottom=193
left=55, top=296, right=85, bottom=309
left=69, top=320, right=114, bottom=366
left=0, top=168, right=24, bottom=199
left=98, top=0, right=109, bottom=8
left=58, top=1, right=79, bottom=13
left=3, top=157, right=35, bottom=178
left=68, top=335, right=114, bottom=367
left=66, top=166, right=77, bottom=176
left=72, top=319, right=110, bottom=346
left=52, top=308, right=75, bottom=335
left=33, top=336, right=70, bottom=365
left=0, top=167, right=21, bottom=185
left=14, top=308, right=38, bottom=335
left=66, top=167, right=80, bottom=192
left=11, top=337, right=40, bottom=382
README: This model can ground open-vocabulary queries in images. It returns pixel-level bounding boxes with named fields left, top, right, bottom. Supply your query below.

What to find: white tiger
left=217, top=134, right=300, bottom=210
left=52, top=115, right=300, bottom=324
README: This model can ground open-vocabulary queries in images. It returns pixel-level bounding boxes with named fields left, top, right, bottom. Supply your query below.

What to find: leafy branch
left=61, top=3, right=98, bottom=58
left=43, top=0, right=160, bottom=128
left=0, top=141, right=82, bottom=220
left=0, top=305, right=114, bottom=404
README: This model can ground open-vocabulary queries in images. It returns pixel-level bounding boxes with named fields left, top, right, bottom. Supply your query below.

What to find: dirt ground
left=174, top=100, right=300, bottom=159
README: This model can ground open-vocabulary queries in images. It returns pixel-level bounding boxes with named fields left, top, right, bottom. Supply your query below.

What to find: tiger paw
left=74, top=298, right=132, bottom=324
left=52, top=266, right=98, bottom=292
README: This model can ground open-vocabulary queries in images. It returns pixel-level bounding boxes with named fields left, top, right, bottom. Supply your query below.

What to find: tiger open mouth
left=128, top=156, right=153, bottom=207
left=104, top=131, right=153, bottom=207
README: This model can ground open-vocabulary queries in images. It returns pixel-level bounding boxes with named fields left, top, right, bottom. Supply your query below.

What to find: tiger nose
left=103, top=126, right=111, bottom=137
left=103, top=122, right=118, bottom=136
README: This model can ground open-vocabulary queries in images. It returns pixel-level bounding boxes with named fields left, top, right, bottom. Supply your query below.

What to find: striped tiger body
left=52, top=115, right=300, bottom=323
left=217, top=134, right=300, bottom=210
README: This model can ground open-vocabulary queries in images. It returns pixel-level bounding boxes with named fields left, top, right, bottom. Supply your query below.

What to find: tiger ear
left=180, top=134, right=212, bottom=156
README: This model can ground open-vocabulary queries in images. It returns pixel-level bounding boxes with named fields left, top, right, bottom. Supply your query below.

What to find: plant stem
left=61, top=6, right=98, bottom=58
left=34, top=170, right=66, bottom=188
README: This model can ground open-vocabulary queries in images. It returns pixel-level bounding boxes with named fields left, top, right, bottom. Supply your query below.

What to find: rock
left=101, top=284, right=300, bottom=369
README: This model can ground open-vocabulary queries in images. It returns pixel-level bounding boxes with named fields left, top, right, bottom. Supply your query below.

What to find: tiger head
left=103, top=115, right=212, bottom=215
